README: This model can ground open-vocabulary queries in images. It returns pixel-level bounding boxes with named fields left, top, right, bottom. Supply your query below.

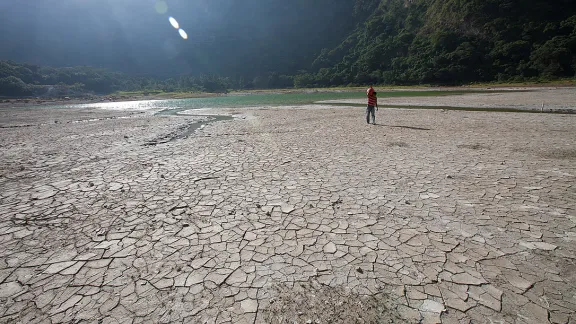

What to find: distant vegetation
left=1, top=0, right=575, bottom=97
left=0, top=60, right=272, bottom=97
left=296, top=0, right=576, bottom=87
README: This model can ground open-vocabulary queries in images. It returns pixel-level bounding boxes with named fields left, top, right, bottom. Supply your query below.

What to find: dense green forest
left=297, top=0, right=576, bottom=87
left=0, top=60, right=280, bottom=96
left=1, top=0, right=575, bottom=96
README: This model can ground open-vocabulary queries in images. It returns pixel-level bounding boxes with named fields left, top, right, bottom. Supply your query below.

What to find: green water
left=160, top=90, right=485, bottom=108
left=53, top=90, right=488, bottom=111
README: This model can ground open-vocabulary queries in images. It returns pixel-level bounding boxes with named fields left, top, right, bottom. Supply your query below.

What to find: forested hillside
left=0, top=60, right=254, bottom=96
left=297, top=0, right=576, bottom=86
left=1, top=0, right=575, bottom=96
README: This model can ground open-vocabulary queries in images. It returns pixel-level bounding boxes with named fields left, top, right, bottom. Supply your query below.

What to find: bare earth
left=0, top=90, right=575, bottom=323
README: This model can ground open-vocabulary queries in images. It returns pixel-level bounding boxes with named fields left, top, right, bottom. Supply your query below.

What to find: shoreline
left=1, top=83, right=574, bottom=109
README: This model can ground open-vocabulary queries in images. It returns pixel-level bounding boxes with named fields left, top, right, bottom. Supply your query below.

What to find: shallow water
left=40, top=90, right=485, bottom=111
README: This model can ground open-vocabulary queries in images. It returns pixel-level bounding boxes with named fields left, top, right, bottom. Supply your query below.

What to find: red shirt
left=368, top=94, right=377, bottom=106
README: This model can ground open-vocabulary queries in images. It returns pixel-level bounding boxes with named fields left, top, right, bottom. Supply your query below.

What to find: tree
left=0, top=76, right=33, bottom=96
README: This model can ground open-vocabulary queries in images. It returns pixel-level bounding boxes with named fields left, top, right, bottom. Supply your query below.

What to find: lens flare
left=179, top=29, right=188, bottom=40
left=168, top=17, right=179, bottom=29
left=155, top=1, right=168, bottom=14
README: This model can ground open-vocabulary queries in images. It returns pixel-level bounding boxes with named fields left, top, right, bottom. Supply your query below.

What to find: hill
left=297, top=0, right=576, bottom=86
left=1, top=0, right=575, bottom=96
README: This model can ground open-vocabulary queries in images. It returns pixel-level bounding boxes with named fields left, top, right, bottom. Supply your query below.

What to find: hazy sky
left=0, top=1, right=212, bottom=71
left=0, top=0, right=355, bottom=76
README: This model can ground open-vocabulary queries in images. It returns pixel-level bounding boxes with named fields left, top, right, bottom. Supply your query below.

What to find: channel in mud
left=144, top=108, right=234, bottom=146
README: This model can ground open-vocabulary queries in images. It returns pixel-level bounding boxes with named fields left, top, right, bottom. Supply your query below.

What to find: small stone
left=323, top=242, right=337, bottom=254
left=356, top=267, right=364, bottom=274
left=420, top=300, right=445, bottom=313
left=240, top=299, right=258, bottom=313
left=532, top=242, right=557, bottom=251
left=31, top=187, right=57, bottom=200
left=226, top=269, right=248, bottom=285
left=244, top=232, right=257, bottom=241
left=281, top=204, right=295, bottom=214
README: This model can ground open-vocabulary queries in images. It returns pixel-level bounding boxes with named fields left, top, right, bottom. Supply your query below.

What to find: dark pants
left=366, top=105, right=375, bottom=124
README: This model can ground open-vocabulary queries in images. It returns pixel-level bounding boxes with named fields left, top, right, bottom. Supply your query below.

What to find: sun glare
left=169, top=17, right=179, bottom=29
left=179, top=29, right=188, bottom=40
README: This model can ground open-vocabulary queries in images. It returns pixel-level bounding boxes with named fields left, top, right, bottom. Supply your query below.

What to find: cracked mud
left=0, top=104, right=575, bottom=324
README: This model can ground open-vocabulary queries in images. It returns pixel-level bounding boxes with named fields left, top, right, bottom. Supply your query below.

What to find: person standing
left=366, top=86, right=378, bottom=124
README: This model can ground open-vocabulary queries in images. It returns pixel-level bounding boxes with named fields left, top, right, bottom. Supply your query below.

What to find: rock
left=506, top=274, right=534, bottom=292
left=240, top=299, right=258, bottom=313
left=281, top=203, right=295, bottom=214
left=226, top=269, right=248, bottom=285
left=532, top=242, right=557, bottom=251
left=31, top=187, right=57, bottom=200
left=323, top=242, right=337, bottom=254
left=0, top=282, right=24, bottom=298
left=244, top=232, right=257, bottom=241
left=109, top=182, right=123, bottom=191
left=420, top=300, right=445, bottom=313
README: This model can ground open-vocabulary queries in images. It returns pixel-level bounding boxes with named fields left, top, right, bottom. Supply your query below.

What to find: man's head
left=367, top=86, right=375, bottom=96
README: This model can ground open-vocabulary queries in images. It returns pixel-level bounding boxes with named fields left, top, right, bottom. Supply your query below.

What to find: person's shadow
left=374, top=124, right=431, bottom=131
